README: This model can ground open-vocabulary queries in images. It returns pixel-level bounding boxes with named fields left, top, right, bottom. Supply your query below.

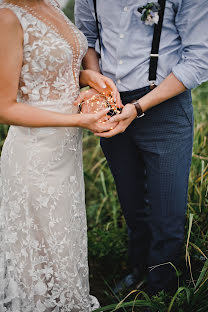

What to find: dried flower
left=138, top=2, right=160, bottom=26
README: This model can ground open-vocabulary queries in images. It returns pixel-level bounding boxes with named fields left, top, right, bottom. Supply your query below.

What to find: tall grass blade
left=186, top=213, right=193, bottom=266
left=189, top=242, right=207, bottom=260
left=195, top=259, right=208, bottom=290
left=199, top=160, right=205, bottom=211
left=167, top=287, right=191, bottom=312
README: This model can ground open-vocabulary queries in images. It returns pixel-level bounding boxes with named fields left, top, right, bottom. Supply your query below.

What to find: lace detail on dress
left=0, top=1, right=100, bottom=311
left=1, top=0, right=88, bottom=108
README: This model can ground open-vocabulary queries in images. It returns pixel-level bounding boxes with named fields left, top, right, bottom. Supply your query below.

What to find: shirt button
left=117, top=79, right=121, bottom=84
left=119, top=60, right=123, bottom=65
left=124, top=6, right=128, bottom=12
left=120, top=34, right=124, bottom=39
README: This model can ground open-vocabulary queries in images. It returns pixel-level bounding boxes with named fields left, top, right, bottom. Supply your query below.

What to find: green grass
left=0, top=1, right=207, bottom=310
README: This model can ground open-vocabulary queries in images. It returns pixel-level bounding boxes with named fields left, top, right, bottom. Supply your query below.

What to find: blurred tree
left=63, top=0, right=75, bottom=23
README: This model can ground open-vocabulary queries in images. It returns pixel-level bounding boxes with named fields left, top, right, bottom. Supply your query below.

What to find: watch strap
left=131, top=100, right=145, bottom=118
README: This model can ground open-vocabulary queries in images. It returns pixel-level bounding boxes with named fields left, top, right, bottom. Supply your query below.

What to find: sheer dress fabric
left=0, top=1, right=100, bottom=311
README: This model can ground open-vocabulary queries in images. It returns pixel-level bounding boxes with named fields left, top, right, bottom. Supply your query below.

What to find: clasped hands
left=76, top=70, right=138, bottom=138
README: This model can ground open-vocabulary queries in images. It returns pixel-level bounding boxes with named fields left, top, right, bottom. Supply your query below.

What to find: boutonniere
left=138, top=2, right=160, bottom=26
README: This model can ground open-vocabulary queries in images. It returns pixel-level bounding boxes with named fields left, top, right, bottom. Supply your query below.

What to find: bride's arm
left=0, top=9, right=111, bottom=133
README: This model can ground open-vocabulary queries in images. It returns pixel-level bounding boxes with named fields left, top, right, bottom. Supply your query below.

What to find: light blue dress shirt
left=75, top=0, right=208, bottom=92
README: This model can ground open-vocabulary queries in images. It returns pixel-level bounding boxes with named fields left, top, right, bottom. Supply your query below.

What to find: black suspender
left=93, top=0, right=102, bottom=52
left=93, top=0, right=166, bottom=86
left=149, top=0, right=166, bottom=86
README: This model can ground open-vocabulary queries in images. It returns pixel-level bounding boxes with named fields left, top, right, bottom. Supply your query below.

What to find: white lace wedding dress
left=0, top=1, right=100, bottom=311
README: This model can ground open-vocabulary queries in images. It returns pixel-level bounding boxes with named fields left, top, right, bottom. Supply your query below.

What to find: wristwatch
left=131, top=100, right=145, bottom=118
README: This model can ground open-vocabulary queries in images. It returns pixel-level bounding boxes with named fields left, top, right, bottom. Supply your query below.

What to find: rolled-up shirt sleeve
left=172, top=0, right=208, bottom=89
left=74, top=0, right=98, bottom=48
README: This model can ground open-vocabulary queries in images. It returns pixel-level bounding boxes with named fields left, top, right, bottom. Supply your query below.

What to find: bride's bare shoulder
left=0, top=7, right=22, bottom=30
left=0, top=8, right=23, bottom=39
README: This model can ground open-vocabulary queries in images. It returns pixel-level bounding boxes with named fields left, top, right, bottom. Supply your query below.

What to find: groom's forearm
left=139, top=73, right=187, bottom=112
left=82, top=48, right=101, bottom=73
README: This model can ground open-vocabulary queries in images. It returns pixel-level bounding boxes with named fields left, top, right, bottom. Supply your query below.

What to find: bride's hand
left=80, top=70, right=123, bottom=109
left=78, top=108, right=118, bottom=133
left=74, top=88, right=100, bottom=113
left=74, top=88, right=116, bottom=121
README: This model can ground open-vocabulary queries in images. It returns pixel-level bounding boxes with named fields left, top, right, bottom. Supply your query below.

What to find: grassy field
left=0, top=1, right=207, bottom=311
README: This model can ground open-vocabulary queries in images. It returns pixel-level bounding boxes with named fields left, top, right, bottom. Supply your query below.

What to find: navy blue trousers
left=101, top=87, right=193, bottom=295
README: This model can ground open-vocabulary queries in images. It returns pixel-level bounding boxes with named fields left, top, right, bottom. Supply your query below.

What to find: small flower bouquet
left=138, top=2, right=160, bottom=26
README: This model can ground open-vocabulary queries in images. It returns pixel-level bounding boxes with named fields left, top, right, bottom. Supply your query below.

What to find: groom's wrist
left=130, top=100, right=145, bottom=118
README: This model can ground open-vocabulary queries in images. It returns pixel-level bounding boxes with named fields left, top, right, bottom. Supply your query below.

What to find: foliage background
left=0, top=1, right=207, bottom=311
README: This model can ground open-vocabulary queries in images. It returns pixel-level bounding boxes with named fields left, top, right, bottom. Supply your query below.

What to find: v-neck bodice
left=0, top=0, right=88, bottom=112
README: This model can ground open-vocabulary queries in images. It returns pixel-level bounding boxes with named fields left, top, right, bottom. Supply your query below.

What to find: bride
left=0, top=0, right=120, bottom=311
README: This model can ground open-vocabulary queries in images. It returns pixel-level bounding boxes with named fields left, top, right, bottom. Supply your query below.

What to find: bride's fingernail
left=101, top=84, right=107, bottom=89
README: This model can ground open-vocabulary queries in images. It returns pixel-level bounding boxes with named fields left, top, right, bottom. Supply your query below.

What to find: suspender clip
left=149, top=81, right=157, bottom=89
left=150, top=54, right=159, bottom=57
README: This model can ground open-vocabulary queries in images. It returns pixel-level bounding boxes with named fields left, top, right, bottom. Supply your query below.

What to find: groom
left=75, top=0, right=208, bottom=296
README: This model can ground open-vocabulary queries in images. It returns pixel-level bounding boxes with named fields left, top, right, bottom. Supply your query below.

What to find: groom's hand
left=95, top=104, right=137, bottom=138
left=80, top=70, right=123, bottom=109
